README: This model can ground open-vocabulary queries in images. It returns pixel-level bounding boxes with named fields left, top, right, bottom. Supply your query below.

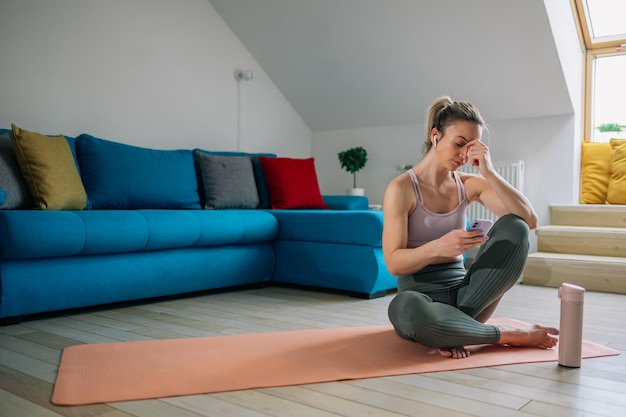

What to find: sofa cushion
left=0, top=245, right=276, bottom=319
left=75, top=134, right=200, bottom=209
left=323, top=195, right=369, bottom=210
left=194, top=150, right=275, bottom=209
left=11, top=124, right=87, bottom=210
left=193, top=210, right=279, bottom=246
left=580, top=141, right=612, bottom=204
left=0, top=210, right=278, bottom=259
left=271, top=210, right=383, bottom=246
left=194, top=151, right=259, bottom=209
left=0, top=133, right=34, bottom=209
left=606, top=138, right=626, bottom=204
left=258, top=156, right=328, bottom=209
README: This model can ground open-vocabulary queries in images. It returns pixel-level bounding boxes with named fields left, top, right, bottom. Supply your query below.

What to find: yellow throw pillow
left=580, top=141, right=612, bottom=204
left=606, top=138, right=626, bottom=204
left=11, top=124, right=87, bottom=210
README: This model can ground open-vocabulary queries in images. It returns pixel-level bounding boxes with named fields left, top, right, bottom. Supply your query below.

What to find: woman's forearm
left=483, top=171, right=538, bottom=229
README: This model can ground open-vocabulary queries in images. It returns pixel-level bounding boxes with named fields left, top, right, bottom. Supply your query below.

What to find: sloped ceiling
left=209, top=0, right=573, bottom=131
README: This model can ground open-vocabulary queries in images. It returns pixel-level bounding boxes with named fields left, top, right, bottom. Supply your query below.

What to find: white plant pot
left=347, top=188, right=365, bottom=196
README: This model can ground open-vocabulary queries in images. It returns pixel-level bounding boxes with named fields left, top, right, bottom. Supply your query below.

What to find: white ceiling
left=209, top=0, right=574, bottom=132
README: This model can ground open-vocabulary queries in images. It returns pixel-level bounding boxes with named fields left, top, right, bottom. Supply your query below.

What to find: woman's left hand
left=466, top=141, right=494, bottom=174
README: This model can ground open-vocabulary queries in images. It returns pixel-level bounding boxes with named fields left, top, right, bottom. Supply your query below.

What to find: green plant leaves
left=338, top=147, right=368, bottom=174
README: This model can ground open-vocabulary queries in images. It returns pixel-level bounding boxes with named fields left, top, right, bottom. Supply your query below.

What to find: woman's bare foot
left=438, top=346, right=470, bottom=359
left=497, top=324, right=559, bottom=349
left=436, top=324, right=558, bottom=360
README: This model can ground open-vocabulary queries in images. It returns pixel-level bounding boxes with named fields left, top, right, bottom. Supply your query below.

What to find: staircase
left=522, top=204, right=626, bottom=294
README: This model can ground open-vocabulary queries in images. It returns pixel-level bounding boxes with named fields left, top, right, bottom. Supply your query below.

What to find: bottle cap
left=558, top=282, right=585, bottom=302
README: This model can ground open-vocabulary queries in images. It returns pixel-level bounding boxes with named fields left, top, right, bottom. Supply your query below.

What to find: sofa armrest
left=271, top=209, right=395, bottom=297
left=322, top=195, right=369, bottom=210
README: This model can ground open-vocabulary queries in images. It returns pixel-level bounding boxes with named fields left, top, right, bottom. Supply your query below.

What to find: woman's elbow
left=382, top=253, right=401, bottom=276
left=386, top=264, right=401, bottom=276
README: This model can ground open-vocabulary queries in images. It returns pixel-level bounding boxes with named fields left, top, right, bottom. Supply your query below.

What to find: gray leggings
left=387, top=214, right=530, bottom=348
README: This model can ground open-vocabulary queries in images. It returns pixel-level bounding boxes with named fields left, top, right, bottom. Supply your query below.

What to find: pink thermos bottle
left=558, top=283, right=585, bottom=368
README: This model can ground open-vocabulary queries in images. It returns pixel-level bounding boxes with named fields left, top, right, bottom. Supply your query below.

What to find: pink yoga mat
left=51, top=317, right=619, bottom=405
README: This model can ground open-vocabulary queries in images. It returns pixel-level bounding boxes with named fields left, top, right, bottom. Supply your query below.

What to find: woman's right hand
left=433, top=229, right=487, bottom=258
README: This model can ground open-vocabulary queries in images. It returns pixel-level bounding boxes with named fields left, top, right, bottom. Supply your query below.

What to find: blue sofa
left=0, top=128, right=395, bottom=323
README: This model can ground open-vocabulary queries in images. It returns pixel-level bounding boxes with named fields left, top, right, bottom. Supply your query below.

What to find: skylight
left=585, top=0, right=626, bottom=39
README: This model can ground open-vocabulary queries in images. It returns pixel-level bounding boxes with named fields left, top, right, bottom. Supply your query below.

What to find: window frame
left=573, top=0, right=626, bottom=142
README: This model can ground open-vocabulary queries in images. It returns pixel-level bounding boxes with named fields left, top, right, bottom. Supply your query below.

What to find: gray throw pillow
left=195, top=152, right=259, bottom=209
left=0, top=133, right=34, bottom=209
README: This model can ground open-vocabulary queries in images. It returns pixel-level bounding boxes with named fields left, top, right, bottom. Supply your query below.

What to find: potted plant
left=338, top=146, right=368, bottom=196
left=596, top=123, right=626, bottom=141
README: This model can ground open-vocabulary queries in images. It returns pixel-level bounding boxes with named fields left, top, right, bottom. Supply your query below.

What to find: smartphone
left=468, top=219, right=493, bottom=236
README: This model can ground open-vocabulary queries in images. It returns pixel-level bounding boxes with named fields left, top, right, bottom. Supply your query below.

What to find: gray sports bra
left=406, top=169, right=468, bottom=247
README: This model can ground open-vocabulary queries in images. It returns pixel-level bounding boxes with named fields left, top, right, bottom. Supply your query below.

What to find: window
left=589, top=54, right=626, bottom=142
left=574, top=0, right=626, bottom=142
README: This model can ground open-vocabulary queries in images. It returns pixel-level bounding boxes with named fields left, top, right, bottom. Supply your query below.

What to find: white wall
left=0, top=0, right=311, bottom=155
left=313, top=124, right=422, bottom=205
left=543, top=0, right=585, bottom=200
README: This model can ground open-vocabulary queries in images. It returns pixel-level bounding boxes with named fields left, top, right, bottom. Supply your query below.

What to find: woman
left=383, top=96, right=559, bottom=359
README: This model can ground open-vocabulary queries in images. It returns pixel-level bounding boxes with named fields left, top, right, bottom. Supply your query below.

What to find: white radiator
left=458, top=161, right=525, bottom=223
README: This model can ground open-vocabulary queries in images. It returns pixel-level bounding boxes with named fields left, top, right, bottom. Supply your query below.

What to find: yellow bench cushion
left=580, top=141, right=612, bottom=204
left=606, top=139, right=626, bottom=204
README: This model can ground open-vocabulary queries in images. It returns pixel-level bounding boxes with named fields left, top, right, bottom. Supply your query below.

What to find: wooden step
left=522, top=252, right=626, bottom=294
left=536, top=225, right=626, bottom=257
left=550, top=204, right=626, bottom=227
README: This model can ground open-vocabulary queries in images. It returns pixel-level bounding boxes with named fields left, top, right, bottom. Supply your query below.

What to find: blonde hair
left=423, top=96, right=485, bottom=153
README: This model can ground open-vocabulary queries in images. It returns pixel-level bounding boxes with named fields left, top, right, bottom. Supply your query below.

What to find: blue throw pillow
left=75, top=134, right=201, bottom=209
left=0, top=188, right=6, bottom=205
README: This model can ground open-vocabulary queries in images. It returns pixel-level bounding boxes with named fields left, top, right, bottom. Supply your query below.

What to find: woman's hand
left=466, top=141, right=494, bottom=175
left=431, top=229, right=488, bottom=258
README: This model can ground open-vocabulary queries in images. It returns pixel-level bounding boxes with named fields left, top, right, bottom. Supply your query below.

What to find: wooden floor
left=1, top=283, right=624, bottom=417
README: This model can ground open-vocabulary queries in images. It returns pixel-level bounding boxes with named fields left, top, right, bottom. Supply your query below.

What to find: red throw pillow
left=258, top=156, right=329, bottom=209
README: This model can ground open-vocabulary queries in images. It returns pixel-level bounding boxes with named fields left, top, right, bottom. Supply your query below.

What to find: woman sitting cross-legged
left=383, top=96, right=559, bottom=359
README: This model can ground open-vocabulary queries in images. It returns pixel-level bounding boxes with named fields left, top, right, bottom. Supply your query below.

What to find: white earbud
left=433, top=135, right=438, bottom=148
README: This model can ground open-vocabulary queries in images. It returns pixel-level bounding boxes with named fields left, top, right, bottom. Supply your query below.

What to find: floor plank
left=0, top=389, right=64, bottom=417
